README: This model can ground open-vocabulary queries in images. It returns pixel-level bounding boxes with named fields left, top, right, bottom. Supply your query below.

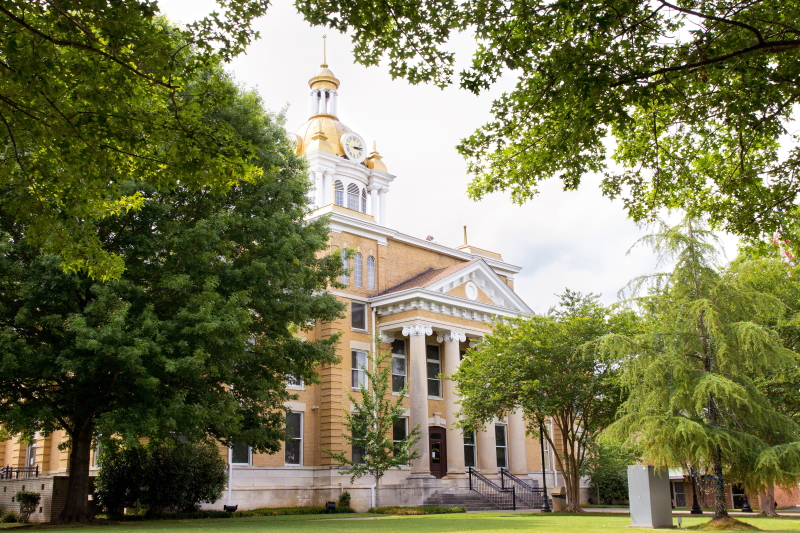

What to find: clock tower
left=293, top=47, right=394, bottom=226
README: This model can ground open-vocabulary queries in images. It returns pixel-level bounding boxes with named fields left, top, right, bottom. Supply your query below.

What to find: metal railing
left=0, top=465, right=38, bottom=479
left=500, top=468, right=547, bottom=509
left=468, top=467, right=516, bottom=510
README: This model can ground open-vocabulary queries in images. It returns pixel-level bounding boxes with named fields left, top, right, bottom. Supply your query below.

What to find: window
left=231, top=442, right=251, bottom=465
left=391, top=339, right=407, bottom=393
left=352, top=412, right=366, bottom=464
left=495, top=425, right=508, bottom=469
left=347, top=183, right=360, bottom=211
left=285, top=412, right=303, bottom=465
left=25, top=438, right=36, bottom=468
left=92, top=439, right=103, bottom=468
left=427, top=345, right=442, bottom=397
left=361, top=188, right=367, bottom=213
left=367, top=256, right=376, bottom=290
left=353, top=253, right=363, bottom=287
left=464, top=431, right=476, bottom=468
left=351, top=301, right=366, bottom=330
left=286, top=375, right=304, bottom=389
left=352, top=350, right=368, bottom=389
left=340, top=249, right=349, bottom=285
left=334, top=180, right=344, bottom=206
left=392, top=418, right=407, bottom=456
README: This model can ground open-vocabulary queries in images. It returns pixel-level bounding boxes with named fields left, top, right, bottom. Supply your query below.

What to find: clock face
left=342, top=133, right=366, bottom=163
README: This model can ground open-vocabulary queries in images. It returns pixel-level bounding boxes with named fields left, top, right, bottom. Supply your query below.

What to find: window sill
left=427, top=396, right=443, bottom=400
left=287, top=385, right=305, bottom=391
left=351, top=328, right=368, bottom=333
left=284, top=463, right=303, bottom=467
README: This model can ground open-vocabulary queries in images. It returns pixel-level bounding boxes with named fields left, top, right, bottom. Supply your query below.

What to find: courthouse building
left=0, top=59, right=568, bottom=517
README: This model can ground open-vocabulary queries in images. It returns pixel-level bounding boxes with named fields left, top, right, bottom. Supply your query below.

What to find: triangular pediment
left=427, top=259, right=532, bottom=314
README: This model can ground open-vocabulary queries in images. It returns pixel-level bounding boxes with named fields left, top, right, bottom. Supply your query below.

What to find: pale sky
left=159, top=0, right=738, bottom=313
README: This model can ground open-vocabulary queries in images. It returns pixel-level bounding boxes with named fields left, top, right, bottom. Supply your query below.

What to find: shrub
left=338, top=491, right=351, bottom=508
left=367, top=506, right=466, bottom=515
left=585, top=443, right=637, bottom=505
left=95, top=439, right=227, bottom=514
left=16, top=491, right=40, bottom=523
left=0, top=511, right=18, bottom=523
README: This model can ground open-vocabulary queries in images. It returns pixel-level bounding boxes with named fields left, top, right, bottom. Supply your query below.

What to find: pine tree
left=605, top=219, right=800, bottom=523
left=324, top=346, right=421, bottom=508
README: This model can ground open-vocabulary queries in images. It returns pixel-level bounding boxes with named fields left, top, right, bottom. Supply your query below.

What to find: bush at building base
left=95, top=439, right=226, bottom=515
left=16, top=491, right=41, bottom=523
left=367, top=506, right=466, bottom=515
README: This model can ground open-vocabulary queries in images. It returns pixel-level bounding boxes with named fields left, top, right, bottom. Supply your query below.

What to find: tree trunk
left=375, top=475, right=381, bottom=509
left=55, top=424, right=94, bottom=523
left=758, top=486, right=778, bottom=517
left=711, top=448, right=729, bottom=520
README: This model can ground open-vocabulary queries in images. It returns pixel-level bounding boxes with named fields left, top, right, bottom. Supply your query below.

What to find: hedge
left=96, top=506, right=356, bottom=521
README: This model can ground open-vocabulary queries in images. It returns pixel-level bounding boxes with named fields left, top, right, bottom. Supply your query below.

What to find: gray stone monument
left=628, top=465, right=673, bottom=528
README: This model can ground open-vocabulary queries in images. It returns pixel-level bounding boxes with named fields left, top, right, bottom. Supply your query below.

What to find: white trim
left=378, top=316, right=490, bottom=336
left=350, top=340, right=372, bottom=351
left=285, top=401, right=306, bottom=412
left=371, top=288, right=526, bottom=320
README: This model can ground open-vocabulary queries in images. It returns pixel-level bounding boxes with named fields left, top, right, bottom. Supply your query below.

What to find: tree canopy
left=0, top=75, right=344, bottom=522
left=0, top=1, right=268, bottom=279
left=296, top=0, right=800, bottom=238
left=453, top=290, right=633, bottom=512
left=605, top=219, right=800, bottom=521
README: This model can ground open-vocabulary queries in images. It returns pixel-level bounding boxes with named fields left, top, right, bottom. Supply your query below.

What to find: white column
left=322, top=171, right=333, bottom=206
left=369, top=185, right=380, bottom=218
left=310, top=90, right=319, bottom=116
left=403, top=323, right=433, bottom=478
left=439, top=330, right=466, bottom=478
left=314, top=171, right=325, bottom=208
left=477, top=424, right=497, bottom=475
left=330, top=91, right=338, bottom=116
left=507, top=409, right=528, bottom=475
left=378, top=187, right=387, bottom=226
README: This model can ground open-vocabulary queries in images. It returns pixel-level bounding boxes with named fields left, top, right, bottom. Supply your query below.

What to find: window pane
left=393, top=419, right=407, bottom=441
left=428, top=378, right=441, bottom=397
left=495, top=425, right=507, bottom=447
left=464, top=445, right=476, bottom=468
left=427, top=361, right=440, bottom=379
left=340, top=249, right=348, bottom=285
left=351, top=302, right=366, bottom=329
left=352, top=445, right=365, bottom=464
left=463, top=431, right=476, bottom=445
left=231, top=442, right=249, bottom=464
left=426, top=345, right=440, bottom=360
left=392, top=355, right=406, bottom=375
left=496, top=446, right=507, bottom=468
left=353, top=253, right=363, bottom=287
left=392, top=374, right=406, bottom=393
left=391, top=339, right=405, bottom=355
left=285, top=439, right=301, bottom=465
left=286, top=412, right=301, bottom=439
left=367, top=256, right=376, bottom=290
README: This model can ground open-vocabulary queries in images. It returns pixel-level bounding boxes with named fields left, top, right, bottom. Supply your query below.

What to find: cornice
left=369, top=287, right=526, bottom=321
left=307, top=211, right=523, bottom=276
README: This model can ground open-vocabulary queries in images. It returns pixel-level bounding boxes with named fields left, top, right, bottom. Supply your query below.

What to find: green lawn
left=14, top=512, right=800, bottom=533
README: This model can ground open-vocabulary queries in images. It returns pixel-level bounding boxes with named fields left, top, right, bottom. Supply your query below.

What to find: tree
left=0, top=76, right=345, bottom=523
left=605, top=218, right=800, bottom=523
left=296, top=0, right=800, bottom=239
left=453, top=291, right=631, bottom=512
left=324, top=347, right=421, bottom=508
left=0, top=1, right=270, bottom=279
left=95, top=439, right=228, bottom=514
left=15, top=491, right=40, bottom=524
left=585, top=443, right=639, bottom=505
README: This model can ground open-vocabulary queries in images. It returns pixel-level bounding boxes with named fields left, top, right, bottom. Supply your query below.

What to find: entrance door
left=429, top=427, right=447, bottom=479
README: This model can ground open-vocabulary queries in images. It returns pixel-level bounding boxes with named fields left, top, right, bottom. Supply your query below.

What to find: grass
left=13, top=511, right=800, bottom=532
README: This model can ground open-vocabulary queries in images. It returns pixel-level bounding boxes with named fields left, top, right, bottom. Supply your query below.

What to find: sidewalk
left=467, top=507, right=800, bottom=517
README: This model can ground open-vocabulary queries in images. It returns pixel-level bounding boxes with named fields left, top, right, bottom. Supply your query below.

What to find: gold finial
left=373, top=141, right=377, bottom=152
left=463, top=225, right=468, bottom=246
left=321, top=35, right=328, bottom=68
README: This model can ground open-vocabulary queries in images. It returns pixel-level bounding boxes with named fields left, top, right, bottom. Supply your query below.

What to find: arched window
left=353, top=253, right=363, bottom=287
left=361, top=188, right=367, bottom=213
left=367, top=256, right=376, bottom=290
left=340, top=249, right=349, bottom=285
left=347, top=183, right=360, bottom=211
left=334, top=180, right=344, bottom=207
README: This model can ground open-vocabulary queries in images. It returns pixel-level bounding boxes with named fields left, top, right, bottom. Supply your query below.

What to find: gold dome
left=365, top=141, right=388, bottom=172
left=309, top=64, right=340, bottom=91
left=295, top=116, right=352, bottom=157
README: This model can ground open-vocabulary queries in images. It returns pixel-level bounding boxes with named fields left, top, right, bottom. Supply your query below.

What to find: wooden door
left=429, top=427, right=447, bottom=479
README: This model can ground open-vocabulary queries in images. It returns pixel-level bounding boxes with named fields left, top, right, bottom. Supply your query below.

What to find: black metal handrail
left=500, top=468, right=546, bottom=509
left=0, top=465, right=38, bottom=479
left=468, top=467, right=516, bottom=510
